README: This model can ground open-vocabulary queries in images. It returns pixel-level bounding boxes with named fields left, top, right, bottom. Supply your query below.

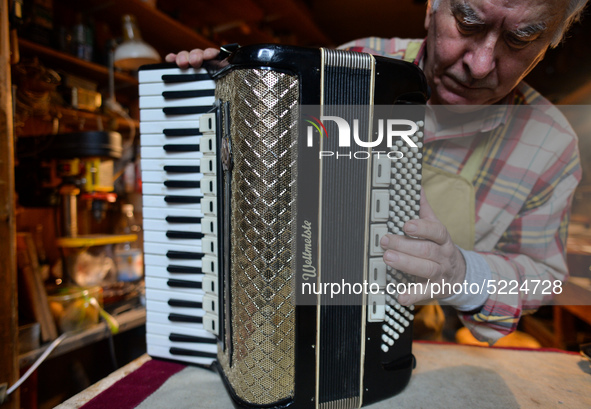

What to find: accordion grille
left=216, top=68, right=298, bottom=405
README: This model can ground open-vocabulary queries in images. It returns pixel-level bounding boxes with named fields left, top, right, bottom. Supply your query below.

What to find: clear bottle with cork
left=114, top=204, right=143, bottom=282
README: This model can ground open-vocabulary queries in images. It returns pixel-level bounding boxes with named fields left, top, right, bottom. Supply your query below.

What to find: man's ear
left=425, top=0, right=433, bottom=30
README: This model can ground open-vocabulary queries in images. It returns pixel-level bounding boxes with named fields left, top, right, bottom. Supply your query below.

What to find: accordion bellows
left=216, top=69, right=299, bottom=404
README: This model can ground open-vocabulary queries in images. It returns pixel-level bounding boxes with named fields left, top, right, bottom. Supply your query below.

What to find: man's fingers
left=418, top=188, right=437, bottom=221
left=401, top=217, right=449, bottom=245
left=383, top=249, right=441, bottom=280
left=165, top=53, right=177, bottom=63
left=175, top=51, right=190, bottom=69
left=203, top=48, right=220, bottom=60
left=381, top=233, right=442, bottom=261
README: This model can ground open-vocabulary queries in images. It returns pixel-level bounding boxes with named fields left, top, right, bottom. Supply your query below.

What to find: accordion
left=139, top=44, right=429, bottom=409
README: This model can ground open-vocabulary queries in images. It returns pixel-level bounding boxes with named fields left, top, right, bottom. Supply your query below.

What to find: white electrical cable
left=6, top=332, right=69, bottom=396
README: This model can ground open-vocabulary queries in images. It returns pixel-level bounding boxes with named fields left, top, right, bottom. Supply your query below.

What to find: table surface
left=57, top=342, right=591, bottom=409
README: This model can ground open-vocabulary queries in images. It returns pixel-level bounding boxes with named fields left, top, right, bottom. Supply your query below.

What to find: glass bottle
left=114, top=204, right=143, bottom=281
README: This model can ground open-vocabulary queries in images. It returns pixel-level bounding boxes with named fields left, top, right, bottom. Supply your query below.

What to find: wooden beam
left=0, top=0, right=19, bottom=406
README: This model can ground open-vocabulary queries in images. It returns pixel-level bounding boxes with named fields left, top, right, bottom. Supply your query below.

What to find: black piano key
left=166, top=250, right=203, bottom=260
left=167, top=265, right=202, bottom=274
left=165, top=216, right=202, bottom=223
left=168, top=299, right=202, bottom=308
left=162, top=89, right=216, bottom=99
left=169, top=347, right=217, bottom=359
left=163, top=144, right=200, bottom=152
left=162, top=73, right=211, bottom=83
left=164, top=165, right=201, bottom=173
left=163, top=106, right=210, bottom=115
left=164, top=195, right=201, bottom=204
left=169, top=333, right=216, bottom=344
left=163, top=128, right=201, bottom=137
left=168, top=313, right=202, bottom=323
left=166, top=231, right=205, bottom=239
left=167, top=279, right=202, bottom=289
left=164, top=180, right=201, bottom=188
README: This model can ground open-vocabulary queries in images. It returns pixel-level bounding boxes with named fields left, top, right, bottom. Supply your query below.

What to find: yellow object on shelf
left=48, top=286, right=103, bottom=334
left=57, top=234, right=137, bottom=248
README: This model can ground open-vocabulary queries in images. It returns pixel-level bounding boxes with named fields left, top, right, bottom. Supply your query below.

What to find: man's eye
left=456, top=20, right=481, bottom=35
left=506, top=35, right=532, bottom=49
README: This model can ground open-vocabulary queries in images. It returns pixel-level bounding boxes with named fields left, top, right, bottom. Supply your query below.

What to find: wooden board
left=16, top=233, right=58, bottom=343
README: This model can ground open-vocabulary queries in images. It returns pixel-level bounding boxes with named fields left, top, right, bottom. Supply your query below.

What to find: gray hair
left=428, top=0, right=589, bottom=47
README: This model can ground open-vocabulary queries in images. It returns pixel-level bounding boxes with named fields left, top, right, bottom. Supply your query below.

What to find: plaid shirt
left=341, top=37, right=582, bottom=343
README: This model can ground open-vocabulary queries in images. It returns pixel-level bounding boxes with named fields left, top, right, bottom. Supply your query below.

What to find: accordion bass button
left=371, top=190, right=390, bottom=221
left=372, top=156, right=392, bottom=187
left=368, top=293, right=386, bottom=322
left=368, top=258, right=387, bottom=287
left=369, top=225, right=388, bottom=256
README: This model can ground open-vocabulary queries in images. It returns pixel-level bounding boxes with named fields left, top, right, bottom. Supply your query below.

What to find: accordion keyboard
left=139, top=66, right=219, bottom=366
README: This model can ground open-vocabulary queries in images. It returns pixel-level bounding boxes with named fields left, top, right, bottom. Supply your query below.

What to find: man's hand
left=165, top=48, right=220, bottom=69
left=380, top=191, right=467, bottom=306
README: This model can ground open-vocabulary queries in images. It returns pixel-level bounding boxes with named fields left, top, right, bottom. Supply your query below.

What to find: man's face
left=423, top=0, right=568, bottom=105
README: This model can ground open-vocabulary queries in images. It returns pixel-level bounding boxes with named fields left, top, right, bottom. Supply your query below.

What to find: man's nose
left=464, top=40, right=496, bottom=80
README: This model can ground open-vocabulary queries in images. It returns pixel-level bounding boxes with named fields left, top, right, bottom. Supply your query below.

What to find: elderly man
left=166, top=0, right=588, bottom=344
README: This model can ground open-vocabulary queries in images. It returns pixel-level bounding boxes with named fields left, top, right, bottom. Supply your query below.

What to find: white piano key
left=145, top=288, right=205, bottom=305
left=142, top=195, right=203, bottom=210
left=139, top=80, right=216, bottom=96
left=147, top=332, right=217, bottom=353
left=146, top=299, right=205, bottom=316
left=140, top=159, right=202, bottom=172
left=200, top=113, right=216, bottom=133
left=145, top=265, right=204, bottom=282
left=140, top=108, right=208, bottom=123
left=202, top=294, right=218, bottom=314
left=147, top=344, right=216, bottom=367
left=141, top=146, right=204, bottom=160
left=201, top=237, right=218, bottom=256
left=200, top=176, right=216, bottom=195
left=140, top=120, right=202, bottom=135
left=142, top=170, right=204, bottom=183
left=202, top=275, right=218, bottom=295
left=144, top=241, right=203, bottom=256
left=201, top=197, right=218, bottom=216
left=199, top=135, right=216, bottom=154
left=144, top=230, right=203, bottom=246
left=142, top=182, right=203, bottom=197
left=145, top=276, right=204, bottom=294
left=201, top=217, right=217, bottom=235
left=144, top=254, right=202, bottom=269
left=147, top=333, right=217, bottom=354
left=140, top=95, right=215, bottom=109
left=146, top=321, right=215, bottom=341
left=140, top=133, right=202, bottom=147
left=201, top=255, right=218, bottom=275
left=138, top=66, right=212, bottom=83
left=144, top=218, right=203, bottom=232
left=143, top=206, right=205, bottom=220
left=202, top=313, right=219, bottom=336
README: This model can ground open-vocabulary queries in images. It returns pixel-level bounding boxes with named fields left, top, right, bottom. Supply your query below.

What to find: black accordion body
left=139, top=44, right=429, bottom=409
